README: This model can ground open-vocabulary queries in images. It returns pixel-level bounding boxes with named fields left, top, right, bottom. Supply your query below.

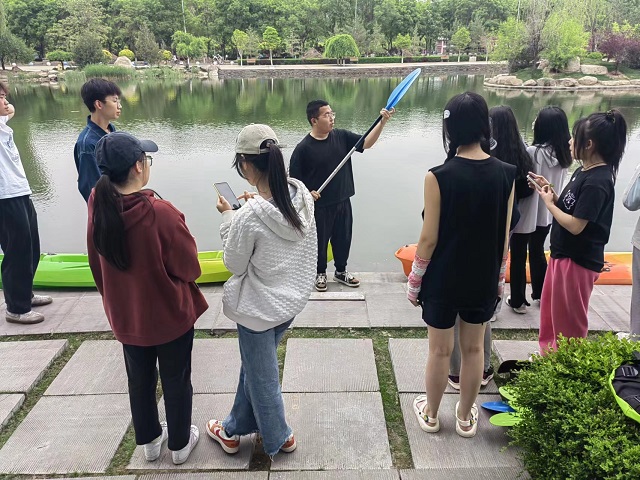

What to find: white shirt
left=513, top=145, right=567, bottom=234
left=0, top=116, right=31, bottom=199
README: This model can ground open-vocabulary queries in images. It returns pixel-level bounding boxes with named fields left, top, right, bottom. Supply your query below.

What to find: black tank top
left=419, top=156, right=516, bottom=308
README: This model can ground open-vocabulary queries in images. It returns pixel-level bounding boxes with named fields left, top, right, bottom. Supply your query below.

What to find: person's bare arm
left=363, top=108, right=395, bottom=149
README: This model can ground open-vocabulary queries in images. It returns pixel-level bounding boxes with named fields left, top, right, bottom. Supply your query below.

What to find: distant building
left=436, top=38, right=448, bottom=55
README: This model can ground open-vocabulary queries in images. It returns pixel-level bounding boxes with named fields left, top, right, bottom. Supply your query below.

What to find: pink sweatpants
left=539, top=257, right=599, bottom=354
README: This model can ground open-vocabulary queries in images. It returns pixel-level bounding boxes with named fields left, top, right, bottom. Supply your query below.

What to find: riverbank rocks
left=601, top=79, right=631, bottom=86
left=559, top=78, right=579, bottom=87
left=114, top=56, right=134, bottom=68
left=536, top=77, right=556, bottom=86
left=581, top=64, right=608, bottom=75
left=565, top=57, right=581, bottom=73
left=495, top=75, right=523, bottom=86
left=631, top=79, right=640, bottom=85
left=523, top=79, right=537, bottom=86
left=578, top=76, right=598, bottom=85
left=537, top=59, right=549, bottom=70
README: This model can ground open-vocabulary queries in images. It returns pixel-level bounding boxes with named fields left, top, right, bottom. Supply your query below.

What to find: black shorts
left=421, top=300, right=495, bottom=329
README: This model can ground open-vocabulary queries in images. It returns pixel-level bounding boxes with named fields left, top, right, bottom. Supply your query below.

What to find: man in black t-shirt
left=289, top=99, right=394, bottom=291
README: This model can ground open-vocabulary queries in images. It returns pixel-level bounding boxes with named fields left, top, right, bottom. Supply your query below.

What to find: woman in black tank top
left=407, top=92, right=515, bottom=438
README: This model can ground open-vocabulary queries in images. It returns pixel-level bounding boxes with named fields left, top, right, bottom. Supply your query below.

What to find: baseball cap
left=96, top=132, right=158, bottom=176
left=235, top=124, right=279, bottom=155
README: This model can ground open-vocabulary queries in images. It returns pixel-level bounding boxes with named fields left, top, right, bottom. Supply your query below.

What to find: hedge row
left=243, top=55, right=488, bottom=66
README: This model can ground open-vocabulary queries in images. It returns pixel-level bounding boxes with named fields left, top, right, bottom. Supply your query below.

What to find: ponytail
left=266, top=143, right=303, bottom=233
left=92, top=174, right=130, bottom=270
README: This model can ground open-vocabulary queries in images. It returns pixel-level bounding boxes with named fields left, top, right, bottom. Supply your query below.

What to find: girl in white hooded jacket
left=205, top=124, right=317, bottom=458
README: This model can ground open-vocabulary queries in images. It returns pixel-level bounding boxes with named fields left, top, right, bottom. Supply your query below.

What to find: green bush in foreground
left=509, top=334, right=640, bottom=480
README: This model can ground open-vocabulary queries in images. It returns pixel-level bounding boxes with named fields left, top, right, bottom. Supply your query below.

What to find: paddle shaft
left=317, top=114, right=382, bottom=194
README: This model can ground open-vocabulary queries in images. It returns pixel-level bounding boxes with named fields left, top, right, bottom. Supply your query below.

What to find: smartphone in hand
left=527, top=175, right=543, bottom=192
left=214, top=182, right=242, bottom=210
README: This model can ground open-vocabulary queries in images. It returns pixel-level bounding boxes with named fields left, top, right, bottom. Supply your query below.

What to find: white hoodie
left=220, top=178, right=318, bottom=331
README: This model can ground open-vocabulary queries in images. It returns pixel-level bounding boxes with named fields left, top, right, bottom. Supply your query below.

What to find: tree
left=324, top=33, right=360, bottom=64
left=5, top=0, right=59, bottom=59
left=492, top=17, right=528, bottom=71
left=450, top=26, right=471, bottom=61
left=134, top=25, right=160, bottom=64
left=541, top=14, right=588, bottom=71
left=231, top=29, right=248, bottom=65
left=46, top=0, right=109, bottom=53
left=262, top=26, right=281, bottom=66
left=172, top=31, right=207, bottom=65
left=0, top=32, right=33, bottom=69
left=395, top=33, right=411, bottom=62
left=601, top=31, right=631, bottom=73
left=73, top=34, right=104, bottom=67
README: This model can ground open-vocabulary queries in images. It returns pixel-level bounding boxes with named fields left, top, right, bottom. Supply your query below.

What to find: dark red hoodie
left=87, top=190, right=208, bottom=346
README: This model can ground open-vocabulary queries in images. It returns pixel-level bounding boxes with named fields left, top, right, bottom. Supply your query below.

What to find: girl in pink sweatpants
left=529, top=110, right=628, bottom=354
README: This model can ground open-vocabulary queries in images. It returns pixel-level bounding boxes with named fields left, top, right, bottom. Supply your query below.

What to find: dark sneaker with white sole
left=315, top=273, right=327, bottom=292
left=334, top=271, right=360, bottom=287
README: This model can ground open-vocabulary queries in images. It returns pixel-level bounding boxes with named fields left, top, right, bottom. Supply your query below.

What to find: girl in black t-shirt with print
left=528, top=110, right=627, bottom=354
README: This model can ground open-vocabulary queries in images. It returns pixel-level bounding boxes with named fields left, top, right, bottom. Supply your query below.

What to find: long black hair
left=92, top=153, right=149, bottom=270
left=572, top=109, right=627, bottom=179
left=233, top=141, right=303, bottom=233
left=532, top=106, right=573, bottom=169
left=442, top=92, right=491, bottom=161
left=489, top=105, right=533, bottom=179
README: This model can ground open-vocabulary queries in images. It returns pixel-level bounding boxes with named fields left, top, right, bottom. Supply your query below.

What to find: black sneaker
left=315, top=273, right=327, bottom=292
left=334, top=271, right=360, bottom=287
left=481, top=366, right=494, bottom=386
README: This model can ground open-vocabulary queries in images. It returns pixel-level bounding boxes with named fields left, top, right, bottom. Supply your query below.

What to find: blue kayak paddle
left=317, top=68, right=422, bottom=193
left=481, top=401, right=516, bottom=413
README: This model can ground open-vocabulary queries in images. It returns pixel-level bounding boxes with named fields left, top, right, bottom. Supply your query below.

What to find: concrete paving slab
left=55, top=294, right=111, bottom=333
left=590, top=295, right=631, bottom=331
left=0, top=394, right=130, bottom=474
left=611, top=295, right=632, bottom=315
left=271, top=392, right=392, bottom=470
left=399, top=393, right=521, bottom=469
left=0, top=393, right=24, bottom=428
left=309, top=292, right=365, bottom=300
left=0, top=339, right=67, bottom=393
left=493, top=340, right=539, bottom=364
left=128, top=394, right=252, bottom=470
left=45, top=340, right=126, bottom=395
left=292, top=300, right=369, bottom=328
left=594, top=285, right=632, bottom=296
left=282, top=339, right=379, bottom=392
left=367, top=293, right=425, bottom=327
left=139, top=474, right=266, bottom=480
left=389, top=339, right=498, bottom=394
left=192, top=339, right=241, bottom=394
left=44, top=477, right=135, bottom=480
left=400, top=468, right=529, bottom=479
left=0, top=297, right=77, bottom=336
left=195, top=290, right=223, bottom=330
left=212, top=311, right=237, bottom=331
left=272, top=472, right=400, bottom=480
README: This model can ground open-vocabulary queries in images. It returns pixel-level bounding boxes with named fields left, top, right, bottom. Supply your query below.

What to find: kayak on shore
left=395, top=244, right=632, bottom=286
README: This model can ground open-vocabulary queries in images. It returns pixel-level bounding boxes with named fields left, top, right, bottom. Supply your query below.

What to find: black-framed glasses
left=145, top=155, right=153, bottom=166
left=320, top=111, right=336, bottom=119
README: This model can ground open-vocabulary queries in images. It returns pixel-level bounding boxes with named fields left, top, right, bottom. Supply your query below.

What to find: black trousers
left=122, top=327, right=194, bottom=451
left=0, top=195, right=40, bottom=314
left=509, top=225, right=551, bottom=308
left=315, top=198, right=353, bottom=274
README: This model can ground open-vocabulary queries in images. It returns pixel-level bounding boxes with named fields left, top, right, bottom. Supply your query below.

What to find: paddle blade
left=489, top=412, right=521, bottom=427
left=481, top=401, right=516, bottom=413
left=385, top=68, right=421, bottom=110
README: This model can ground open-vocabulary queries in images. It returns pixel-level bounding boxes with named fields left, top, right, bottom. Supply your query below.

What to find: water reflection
left=6, top=76, right=640, bottom=271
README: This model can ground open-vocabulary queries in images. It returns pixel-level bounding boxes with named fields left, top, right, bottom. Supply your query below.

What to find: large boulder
left=536, top=77, right=556, bottom=87
left=523, top=79, right=538, bottom=87
left=114, top=56, right=134, bottom=68
left=601, top=79, right=630, bottom=86
left=630, top=79, right=640, bottom=85
left=580, top=64, right=608, bottom=75
left=559, top=78, right=579, bottom=87
left=537, top=59, right=550, bottom=70
left=578, top=76, right=598, bottom=86
left=495, top=75, right=523, bottom=86
left=564, top=57, right=581, bottom=73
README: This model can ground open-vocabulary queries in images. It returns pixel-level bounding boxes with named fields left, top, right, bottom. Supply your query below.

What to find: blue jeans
left=223, top=318, right=293, bottom=457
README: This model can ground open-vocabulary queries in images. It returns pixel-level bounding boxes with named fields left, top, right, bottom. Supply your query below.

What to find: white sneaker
left=143, top=421, right=167, bottom=461
left=172, top=425, right=199, bottom=465
left=6, top=310, right=44, bottom=324
left=616, top=332, right=631, bottom=340
left=506, top=296, right=527, bottom=314
left=31, top=294, right=53, bottom=306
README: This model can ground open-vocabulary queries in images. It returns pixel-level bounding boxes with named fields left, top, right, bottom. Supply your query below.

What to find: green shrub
left=46, top=50, right=73, bottom=62
left=102, top=49, right=114, bottom=64
left=118, top=48, right=135, bottom=61
left=585, top=51, right=604, bottom=60
left=509, top=334, right=640, bottom=480
left=83, top=64, right=134, bottom=79
left=161, top=50, right=172, bottom=61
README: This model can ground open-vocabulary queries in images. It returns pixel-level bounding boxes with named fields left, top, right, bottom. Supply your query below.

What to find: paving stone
left=128, top=394, right=252, bottom=470
left=192, top=339, right=241, bottom=394
left=594, top=285, right=632, bottom=297
left=0, top=394, right=24, bottom=428
left=54, top=294, right=111, bottom=333
left=293, top=300, right=369, bottom=328
left=0, top=394, right=130, bottom=474
left=0, top=339, right=67, bottom=392
left=400, top=468, right=529, bottom=479
left=309, top=292, right=365, bottom=301
left=45, top=340, right=126, bottom=395
left=493, top=340, right=539, bottom=364
left=389, top=339, right=498, bottom=394
left=272, top=472, right=400, bottom=480
left=282, top=339, right=378, bottom=392
left=367, top=293, right=424, bottom=327
left=0, top=297, right=78, bottom=336
left=271, top=392, right=392, bottom=470
left=611, top=295, right=632, bottom=315
left=195, top=290, right=223, bottom=330
left=590, top=295, right=631, bottom=331
left=139, top=474, right=267, bottom=480
left=44, top=477, right=135, bottom=480
left=399, top=393, right=521, bottom=469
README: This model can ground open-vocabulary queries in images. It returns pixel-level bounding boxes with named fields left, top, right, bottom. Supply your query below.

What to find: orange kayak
left=395, top=244, right=632, bottom=285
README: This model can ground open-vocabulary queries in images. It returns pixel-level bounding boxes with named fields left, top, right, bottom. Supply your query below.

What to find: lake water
left=6, top=75, right=640, bottom=272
